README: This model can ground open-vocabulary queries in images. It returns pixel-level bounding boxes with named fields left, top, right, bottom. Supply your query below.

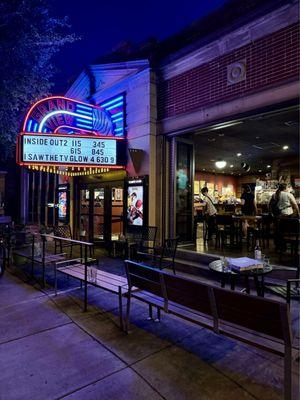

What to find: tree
left=0, top=0, right=77, bottom=159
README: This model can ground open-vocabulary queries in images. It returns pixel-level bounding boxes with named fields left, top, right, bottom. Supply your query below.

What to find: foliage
left=0, top=0, right=77, bottom=159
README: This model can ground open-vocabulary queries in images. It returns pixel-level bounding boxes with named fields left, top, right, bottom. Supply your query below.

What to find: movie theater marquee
left=21, top=134, right=117, bottom=166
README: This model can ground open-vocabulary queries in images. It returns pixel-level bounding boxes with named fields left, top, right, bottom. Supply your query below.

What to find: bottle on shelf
left=254, top=240, right=262, bottom=260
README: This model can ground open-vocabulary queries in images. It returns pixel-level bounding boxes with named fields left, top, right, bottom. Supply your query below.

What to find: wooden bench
left=124, top=260, right=299, bottom=400
left=55, top=258, right=129, bottom=330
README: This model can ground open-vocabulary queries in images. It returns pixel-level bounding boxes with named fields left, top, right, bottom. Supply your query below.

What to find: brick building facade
left=158, top=22, right=299, bottom=120
left=154, top=1, right=299, bottom=240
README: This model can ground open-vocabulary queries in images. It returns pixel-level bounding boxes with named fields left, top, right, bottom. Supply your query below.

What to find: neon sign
left=17, top=94, right=126, bottom=175
left=23, top=94, right=125, bottom=137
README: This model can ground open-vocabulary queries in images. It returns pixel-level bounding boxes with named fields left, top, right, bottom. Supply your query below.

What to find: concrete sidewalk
left=0, top=266, right=299, bottom=400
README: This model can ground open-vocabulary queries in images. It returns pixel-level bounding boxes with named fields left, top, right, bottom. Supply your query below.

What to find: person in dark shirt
left=240, top=185, right=257, bottom=237
left=241, top=185, right=257, bottom=216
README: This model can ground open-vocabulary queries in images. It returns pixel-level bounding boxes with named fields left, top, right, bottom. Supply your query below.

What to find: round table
left=209, top=259, right=273, bottom=296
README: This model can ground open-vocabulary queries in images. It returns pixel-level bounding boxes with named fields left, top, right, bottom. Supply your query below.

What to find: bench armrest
left=287, top=279, right=300, bottom=304
left=55, top=258, right=84, bottom=267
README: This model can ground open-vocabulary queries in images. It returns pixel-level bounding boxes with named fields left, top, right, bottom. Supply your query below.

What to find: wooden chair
left=215, top=214, right=237, bottom=249
left=277, top=218, right=300, bottom=262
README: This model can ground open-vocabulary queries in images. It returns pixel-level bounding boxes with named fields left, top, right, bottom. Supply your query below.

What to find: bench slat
left=58, top=264, right=127, bottom=285
left=57, top=264, right=128, bottom=294
left=213, top=287, right=288, bottom=341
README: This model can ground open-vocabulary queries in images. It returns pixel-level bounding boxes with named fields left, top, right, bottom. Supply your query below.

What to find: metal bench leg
left=118, top=286, right=124, bottom=331
left=54, top=265, right=57, bottom=296
left=244, top=276, right=250, bottom=294
left=147, top=304, right=153, bottom=321
left=284, top=345, right=292, bottom=400
left=42, top=263, right=46, bottom=288
left=221, top=276, right=226, bottom=288
left=84, top=260, right=88, bottom=312
left=230, top=275, right=236, bottom=291
left=154, top=307, right=161, bottom=322
left=253, top=275, right=261, bottom=296
left=125, top=290, right=132, bottom=333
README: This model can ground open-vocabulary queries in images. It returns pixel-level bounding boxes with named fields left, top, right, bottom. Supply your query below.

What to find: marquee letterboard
left=19, top=133, right=123, bottom=166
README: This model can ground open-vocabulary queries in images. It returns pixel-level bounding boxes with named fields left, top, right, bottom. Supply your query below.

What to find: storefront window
left=176, top=142, right=194, bottom=241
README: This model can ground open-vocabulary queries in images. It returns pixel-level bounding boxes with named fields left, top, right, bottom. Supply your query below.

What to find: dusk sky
left=52, top=0, right=227, bottom=93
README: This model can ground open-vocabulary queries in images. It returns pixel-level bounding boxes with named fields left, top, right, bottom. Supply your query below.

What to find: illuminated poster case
left=57, top=184, right=70, bottom=223
left=124, top=176, right=149, bottom=234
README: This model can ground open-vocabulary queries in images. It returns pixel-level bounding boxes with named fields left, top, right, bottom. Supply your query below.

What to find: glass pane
left=176, top=142, right=193, bottom=241
left=111, top=187, right=123, bottom=240
left=79, top=190, right=89, bottom=239
left=93, top=188, right=104, bottom=240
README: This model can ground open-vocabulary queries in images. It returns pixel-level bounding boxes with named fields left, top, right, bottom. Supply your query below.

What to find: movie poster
left=58, top=191, right=67, bottom=220
left=127, top=185, right=143, bottom=226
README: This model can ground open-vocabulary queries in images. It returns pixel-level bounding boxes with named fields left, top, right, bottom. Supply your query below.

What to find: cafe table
left=209, top=259, right=273, bottom=296
left=232, top=215, right=262, bottom=221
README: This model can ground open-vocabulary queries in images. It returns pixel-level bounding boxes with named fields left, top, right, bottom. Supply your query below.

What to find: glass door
left=78, top=181, right=124, bottom=244
left=111, top=187, right=124, bottom=240
left=79, top=189, right=90, bottom=240
left=176, top=141, right=194, bottom=241
left=93, top=188, right=105, bottom=242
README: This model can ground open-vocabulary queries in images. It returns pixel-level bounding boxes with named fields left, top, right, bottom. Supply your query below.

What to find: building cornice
left=162, top=2, right=299, bottom=80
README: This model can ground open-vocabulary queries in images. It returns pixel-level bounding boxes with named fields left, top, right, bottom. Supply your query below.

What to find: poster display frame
left=57, top=184, right=70, bottom=223
left=124, top=176, right=149, bottom=234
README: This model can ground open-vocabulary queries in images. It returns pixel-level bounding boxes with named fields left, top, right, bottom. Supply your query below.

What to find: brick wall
left=158, top=22, right=299, bottom=120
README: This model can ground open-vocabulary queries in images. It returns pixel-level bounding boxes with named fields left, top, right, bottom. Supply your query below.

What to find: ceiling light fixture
left=215, top=160, right=227, bottom=169
left=230, top=164, right=234, bottom=168
left=237, top=153, right=242, bottom=157
left=241, top=162, right=250, bottom=172
left=283, top=145, right=289, bottom=150
left=267, top=165, right=271, bottom=168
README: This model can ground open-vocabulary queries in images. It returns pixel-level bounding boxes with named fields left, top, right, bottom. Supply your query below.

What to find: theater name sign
left=17, top=95, right=126, bottom=176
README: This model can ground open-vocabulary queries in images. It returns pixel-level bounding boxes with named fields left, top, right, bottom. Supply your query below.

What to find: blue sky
left=52, top=0, right=227, bottom=93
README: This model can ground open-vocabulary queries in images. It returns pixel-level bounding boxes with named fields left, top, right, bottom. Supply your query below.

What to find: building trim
left=159, top=80, right=299, bottom=136
left=162, top=2, right=299, bottom=80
